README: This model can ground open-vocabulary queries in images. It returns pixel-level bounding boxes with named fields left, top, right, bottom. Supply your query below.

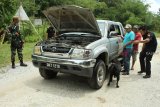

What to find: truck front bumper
left=32, top=55, right=96, bottom=77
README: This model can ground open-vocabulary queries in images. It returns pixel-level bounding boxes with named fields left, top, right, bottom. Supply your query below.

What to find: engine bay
left=38, top=33, right=101, bottom=53
left=43, top=33, right=100, bottom=47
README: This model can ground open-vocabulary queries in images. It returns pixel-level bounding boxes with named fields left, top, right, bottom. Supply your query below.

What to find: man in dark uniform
left=9, top=16, right=27, bottom=68
left=138, top=26, right=157, bottom=78
left=46, top=25, right=55, bottom=39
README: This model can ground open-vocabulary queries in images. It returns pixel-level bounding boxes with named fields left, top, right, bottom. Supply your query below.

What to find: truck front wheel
left=88, top=60, right=106, bottom=89
left=39, top=68, right=58, bottom=79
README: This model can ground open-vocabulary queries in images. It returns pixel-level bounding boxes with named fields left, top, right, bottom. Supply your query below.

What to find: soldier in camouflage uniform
left=9, top=16, right=27, bottom=68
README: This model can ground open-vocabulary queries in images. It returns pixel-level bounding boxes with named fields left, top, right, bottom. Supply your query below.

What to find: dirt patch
left=96, top=97, right=106, bottom=103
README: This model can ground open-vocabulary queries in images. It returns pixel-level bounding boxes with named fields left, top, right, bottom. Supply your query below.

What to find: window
left=108, top=24, right=116, bottom=36
left=97, top=22, right=105, bottom=36
left=114, top=25, right=122, bottom=35
left=109, top=24, right=116, bottom=32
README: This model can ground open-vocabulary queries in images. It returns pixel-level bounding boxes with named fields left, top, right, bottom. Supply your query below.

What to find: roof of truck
left=97, top=20, right=122, bottom=25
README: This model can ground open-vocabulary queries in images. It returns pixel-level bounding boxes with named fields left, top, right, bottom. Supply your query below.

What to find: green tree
left=22, top=0, right=39, bottom=17
left=126, top=15, right=144, bottom=25
left=145, top=12, right=153, bottom=26
left=1, top=0, right=160, bottom=33
left=117, top=0, right=148, bottom=25
left=0, top=0, right=17, bottom=28
left=94, top=2, right=108, bottom=19
left=151, top=14, right=160, bottom=32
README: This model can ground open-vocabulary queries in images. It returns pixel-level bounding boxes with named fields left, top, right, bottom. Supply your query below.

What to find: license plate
left=46, top=63, right=60, bottom=69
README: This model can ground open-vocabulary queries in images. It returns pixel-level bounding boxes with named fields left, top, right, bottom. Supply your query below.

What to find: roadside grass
left=155, top=32, right=160, bottom=38
left=0, top=42, right=36, bottom=68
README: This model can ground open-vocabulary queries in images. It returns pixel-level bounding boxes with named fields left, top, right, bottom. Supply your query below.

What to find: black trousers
left=139, top=51, right=154, bottom=76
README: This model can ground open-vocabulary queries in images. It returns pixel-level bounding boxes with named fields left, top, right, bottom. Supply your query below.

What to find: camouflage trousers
left=11, top=46, right=23, bottom=62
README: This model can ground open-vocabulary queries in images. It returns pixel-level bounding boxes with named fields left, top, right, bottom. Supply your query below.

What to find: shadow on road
left=25, top=73, right=98, bottom=98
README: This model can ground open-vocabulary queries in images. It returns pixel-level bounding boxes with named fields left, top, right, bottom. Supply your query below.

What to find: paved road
left=0, top=40, right=160, bottom=107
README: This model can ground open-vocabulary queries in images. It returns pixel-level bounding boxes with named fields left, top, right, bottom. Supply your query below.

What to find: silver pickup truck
left=32, top=6, right=124, bottom=89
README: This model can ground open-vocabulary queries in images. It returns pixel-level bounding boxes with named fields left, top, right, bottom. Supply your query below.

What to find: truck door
left=108, top=24, right=119, bottom=61
left=114, top=24, right=124, bottom=55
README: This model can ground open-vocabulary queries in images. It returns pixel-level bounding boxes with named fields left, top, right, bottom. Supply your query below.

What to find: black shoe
left=20, top=63, right=27, bottom=67
left=122, top=72, right=129, bottom=75
left=12, top=62, right=15, bottom=69
left=138, top=71, right=145, bottom=74
left=143, top=75, right=151, bottom=78
left=12, top=64, right=15, bottom=69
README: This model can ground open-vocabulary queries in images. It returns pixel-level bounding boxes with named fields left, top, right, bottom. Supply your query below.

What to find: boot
left=20, top=61, right=27, bottom=67
left=143, top=75, right=151, bottom=78
left=12, top=61, right=15, bottom=69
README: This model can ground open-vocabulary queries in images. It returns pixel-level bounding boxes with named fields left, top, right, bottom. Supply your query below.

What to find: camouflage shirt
left=9, top=23, right=23, bottom=48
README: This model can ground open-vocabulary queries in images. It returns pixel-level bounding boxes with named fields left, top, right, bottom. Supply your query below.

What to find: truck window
left=114, top=25, right=121, bottom=35
left=109, top=24, right=116, bottom=32
left=108, top=24, right=117, bottom=37
left=97, top=22, right=105, bottom=36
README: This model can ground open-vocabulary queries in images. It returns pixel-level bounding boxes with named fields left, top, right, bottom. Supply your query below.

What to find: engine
left=40, top=33, right=101, bottom=53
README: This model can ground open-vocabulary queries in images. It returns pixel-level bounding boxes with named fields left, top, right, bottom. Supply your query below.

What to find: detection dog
left=107, top=60, right=121, bottom=88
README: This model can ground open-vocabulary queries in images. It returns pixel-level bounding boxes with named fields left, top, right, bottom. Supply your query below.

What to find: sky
left=145, top=0, right=160, bottom=13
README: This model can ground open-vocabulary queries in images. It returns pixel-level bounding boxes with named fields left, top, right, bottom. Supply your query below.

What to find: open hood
left=43, top=5, right=101, bottom=36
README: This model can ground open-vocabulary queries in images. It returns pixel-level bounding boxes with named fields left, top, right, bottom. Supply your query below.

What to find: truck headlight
left=34, top=46, right=41, bottom=55
left=71, top=49, right=92, bottom=59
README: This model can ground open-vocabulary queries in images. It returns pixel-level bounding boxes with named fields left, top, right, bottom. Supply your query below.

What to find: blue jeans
left=123, top=48, right=133, bottom=73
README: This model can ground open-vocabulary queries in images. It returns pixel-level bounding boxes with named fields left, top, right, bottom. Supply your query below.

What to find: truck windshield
left=97, top=22, right=105, bottom=36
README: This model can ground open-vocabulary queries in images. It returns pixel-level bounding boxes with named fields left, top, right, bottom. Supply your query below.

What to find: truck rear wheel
left=88, top=60, right=106, bottom=89
left=39, top=68, right=58, bottom=79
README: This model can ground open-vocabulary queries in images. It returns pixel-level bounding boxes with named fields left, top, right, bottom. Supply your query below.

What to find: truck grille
left=42, top=46, right=71, bottom=53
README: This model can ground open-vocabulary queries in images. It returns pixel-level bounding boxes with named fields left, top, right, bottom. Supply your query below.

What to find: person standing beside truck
left=138, top=26, right=157, bottom=78
left=122, top=24, right=135, bottom=75
left=9, top=16, right=27, bottom=68
left=46, top=25, right=55, bottom=39
left=131, top=25, right=142, bottom=70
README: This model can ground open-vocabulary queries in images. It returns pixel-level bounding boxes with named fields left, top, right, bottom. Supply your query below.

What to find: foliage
left=126, top=15, right=144, bottom=25
left=155, top=32, right=160, bottom=37
left=22, top=0, right=39, bottom=16
left=21, top=21, right=47, bottom=43
left=94, top=2, right=108, bottom=19
left=145, top=12, right=153, bottom=26
left=151, top=14, right=160, bottom=32
left=1, top=0, right=160, bottom=40
left=0, top=0, right=17, bottom=28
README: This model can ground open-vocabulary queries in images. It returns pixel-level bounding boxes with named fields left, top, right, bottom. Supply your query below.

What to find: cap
left=12, top=16, right=19, bottom=21
left=13, top=16, right=19, bottom=20
left=133, top=25, right=139, bottom=29
left=124, top=24, right=132, bottom=29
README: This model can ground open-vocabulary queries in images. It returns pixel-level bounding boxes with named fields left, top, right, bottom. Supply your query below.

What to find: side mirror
left=109, top=31, right=118, bottom=37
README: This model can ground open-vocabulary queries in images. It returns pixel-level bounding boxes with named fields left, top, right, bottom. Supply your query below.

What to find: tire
left=39, top=68, right=58, bottom=79
left=88, top=60, right=106, bottom=89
